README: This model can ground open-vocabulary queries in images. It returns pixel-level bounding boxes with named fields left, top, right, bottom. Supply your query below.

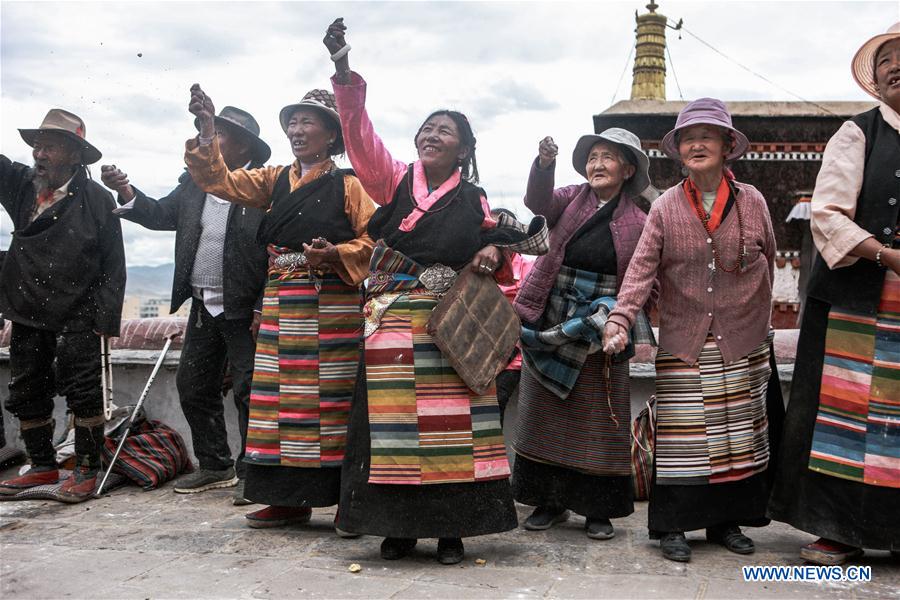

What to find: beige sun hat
left=851, top=22, right=900, bottom=100
left=19, top=108, right=101, bottom=164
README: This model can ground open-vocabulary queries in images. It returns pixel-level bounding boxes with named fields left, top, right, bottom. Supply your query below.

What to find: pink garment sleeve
left=479, top=194, right=497, bottom=229
left=608, top=204, right=665, bottom=330
left=810, top=120, right=871, bottom=269
left=331, top=71, right=407, bottom=206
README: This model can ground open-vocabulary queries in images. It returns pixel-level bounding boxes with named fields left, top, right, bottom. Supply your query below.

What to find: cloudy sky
left=1, top=0, right=896, bottom=266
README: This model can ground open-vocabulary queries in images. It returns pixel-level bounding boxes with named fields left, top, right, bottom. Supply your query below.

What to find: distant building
left=123, top=295, right=191, bottom=320
left=593, top=1, right=875, bottom=325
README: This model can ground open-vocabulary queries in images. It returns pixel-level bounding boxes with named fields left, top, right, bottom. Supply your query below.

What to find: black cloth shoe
left=523, top=506, right=569, bottom=531
left=707, top=524, right=755, bottom=555
left=585, top=518, right=615, bottom=540
left=232, top=479, right=254, bottom=506
left=174, top=466, right=238, bottom=493
left=380, top=537, right=417, bottom=560
left=437, top=538, right=465, bottom=565
left=660, top=532, right=691, bottom=562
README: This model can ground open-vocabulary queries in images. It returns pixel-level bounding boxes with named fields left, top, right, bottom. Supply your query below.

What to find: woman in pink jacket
left=604, top=98, right=782, bottom=563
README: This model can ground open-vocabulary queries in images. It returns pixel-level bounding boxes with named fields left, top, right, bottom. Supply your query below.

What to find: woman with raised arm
left=324, top=18, right=548, bottom=565
left=602, top=98, right=782, bottom=563
left=184, top=84, right=375, bottom=534
left=512, top=130, right=655, bottom=541
left=768, top=23, right=900, bottom=566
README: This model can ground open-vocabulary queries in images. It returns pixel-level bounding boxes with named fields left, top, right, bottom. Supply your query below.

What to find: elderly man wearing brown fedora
left=101, top=106, right=271, bottom=504
left=0, top=108, right=125, bottom=503
left=768, top=22, right=900, bottom=566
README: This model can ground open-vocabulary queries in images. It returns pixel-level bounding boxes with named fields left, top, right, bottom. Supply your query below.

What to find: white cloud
left=2, top=0, right=895, bottom=263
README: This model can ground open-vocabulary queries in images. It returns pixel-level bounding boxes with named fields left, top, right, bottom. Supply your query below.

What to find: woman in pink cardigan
left=603, top=98, right=781, bottom=563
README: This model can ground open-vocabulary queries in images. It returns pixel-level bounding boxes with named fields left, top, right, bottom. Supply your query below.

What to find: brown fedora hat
left=194, top=106, right=271, bottom=165
left=19, top=108, right=102, bottom=164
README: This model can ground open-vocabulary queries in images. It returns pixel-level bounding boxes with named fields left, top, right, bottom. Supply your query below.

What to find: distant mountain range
left=126, top=263, right=174, bottom=297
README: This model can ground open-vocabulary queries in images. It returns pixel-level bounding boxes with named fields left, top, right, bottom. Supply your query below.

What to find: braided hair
left=414, top=110, right=480, bottom=184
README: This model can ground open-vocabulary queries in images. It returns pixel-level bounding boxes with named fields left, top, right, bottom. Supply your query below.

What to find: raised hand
left=188, top=84, right=216, bottom=138
left=100, top=164, right=135, bottom=202
left=325, top=18, right=352, bottom=83
left=324, top=17, right=347, bottom=55
left=538, top=136, right=558, bottom=169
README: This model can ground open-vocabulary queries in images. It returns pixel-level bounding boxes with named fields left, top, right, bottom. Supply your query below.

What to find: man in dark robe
left=0, top=109, right=125, bottom=502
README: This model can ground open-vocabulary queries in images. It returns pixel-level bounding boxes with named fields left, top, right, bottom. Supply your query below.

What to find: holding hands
left=602, top=322, right=628, bottom=355
left=188, top=84, right=216, bottom=139
left=100, top=165, right=135, bottom=202
left=538, top=136, right=558, bottom=169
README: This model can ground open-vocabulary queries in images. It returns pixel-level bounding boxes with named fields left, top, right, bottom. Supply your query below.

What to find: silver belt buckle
left=273, top=252, right=308, bottom=270
left=418, top=264, right=456, bottom=294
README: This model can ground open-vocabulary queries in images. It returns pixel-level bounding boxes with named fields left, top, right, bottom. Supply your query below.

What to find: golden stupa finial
left=630, top=1, right=680, bottom=101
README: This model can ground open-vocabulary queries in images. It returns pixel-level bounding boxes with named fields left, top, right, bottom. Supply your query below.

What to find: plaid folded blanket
left=521, top=266, right=654, bottom=399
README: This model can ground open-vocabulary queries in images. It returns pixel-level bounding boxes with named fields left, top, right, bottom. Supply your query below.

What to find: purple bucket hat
left=660, top=98, right=749, bottom=162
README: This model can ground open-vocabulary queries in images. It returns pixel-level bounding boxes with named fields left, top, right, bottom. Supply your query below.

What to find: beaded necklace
left=685, top=181, right=746, bottom=273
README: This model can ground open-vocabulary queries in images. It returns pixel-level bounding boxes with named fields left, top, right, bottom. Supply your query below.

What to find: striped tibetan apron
left=362, top=242, right=509, bottom=486
left=654, top=333, right=772, bottom=485
left=244, top=245, right=362, bottom=468
left=809, top=269, right=900, bottom=488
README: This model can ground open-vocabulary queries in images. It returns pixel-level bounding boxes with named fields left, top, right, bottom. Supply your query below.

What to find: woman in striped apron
left=603, top=98, right=783, bottom=563
left=325, top=20, right=547, bottom=565
left=185, top=85, right=375, bottom=532
left=512, top=130, right=655, bottom=541
left=768, top=23, right=900, bottom=566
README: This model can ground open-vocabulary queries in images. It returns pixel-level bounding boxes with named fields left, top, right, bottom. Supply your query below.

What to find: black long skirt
left=335, top=362, right=519, bottom=539
left=767, top=297, right=899, bottom=551
left=648, top=344, right=785, bottom=538
left=243, top=463, right=341, bottom=507
left=512, top=454, right=633, bottom=519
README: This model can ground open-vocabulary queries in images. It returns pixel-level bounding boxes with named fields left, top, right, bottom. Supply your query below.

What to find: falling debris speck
left=137, top=53, right=143, bottom=57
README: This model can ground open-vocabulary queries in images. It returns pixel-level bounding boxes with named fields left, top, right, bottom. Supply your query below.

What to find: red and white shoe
left=57, top=467, right=98, bottom=503
left=0, top=468, right=59, bottom=495
left=245, top=505, right=312, bottom=529
left=801, top=538, right=864, bottom=565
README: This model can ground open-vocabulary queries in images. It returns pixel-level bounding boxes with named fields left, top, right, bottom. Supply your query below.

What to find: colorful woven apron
left=244, top=245, right=362, bottom=468
left=809, top=269, right=900, bottom=488
left=363, top=243, right=509, bottom=485
left=654, top=333, right=772, bottom=486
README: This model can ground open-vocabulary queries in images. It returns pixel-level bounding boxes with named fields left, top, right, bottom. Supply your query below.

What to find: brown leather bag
left=427, top=268, right=521, bottom=395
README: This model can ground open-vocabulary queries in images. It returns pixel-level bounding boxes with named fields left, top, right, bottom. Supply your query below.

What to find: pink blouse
left=331, top=71, right=495, bottom=232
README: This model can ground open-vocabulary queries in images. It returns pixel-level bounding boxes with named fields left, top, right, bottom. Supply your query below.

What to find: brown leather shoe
left=57, top=468, right=98, bottom=503
left=0, top=468, right=59, bottom=495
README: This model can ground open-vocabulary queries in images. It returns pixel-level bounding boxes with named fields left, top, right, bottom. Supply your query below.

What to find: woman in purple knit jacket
left=603, top=98, right=783, bottom=563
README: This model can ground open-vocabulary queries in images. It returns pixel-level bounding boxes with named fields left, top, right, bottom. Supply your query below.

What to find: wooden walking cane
left=96, top=329, right=182, bottom=496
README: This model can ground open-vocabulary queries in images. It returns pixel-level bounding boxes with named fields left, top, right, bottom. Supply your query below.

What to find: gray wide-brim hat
left=278, top=89, right=344, bottom=155
left=572, top=128, right=651, bottom=197
left=19, top=108, right=102, bottom=164
left=660, top=97, right=749, bottom=162
left=194, top=106, right=271, bottom=165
